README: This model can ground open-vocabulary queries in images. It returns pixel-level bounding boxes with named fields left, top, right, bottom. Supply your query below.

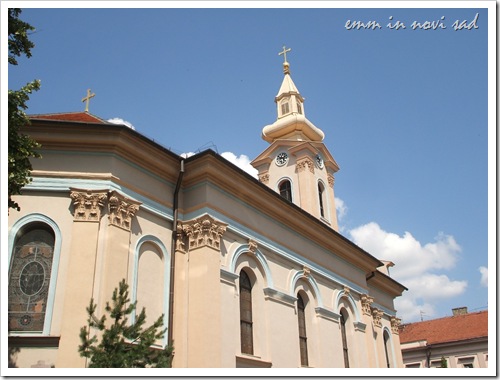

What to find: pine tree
left=79, top=279, right=173, bottom=368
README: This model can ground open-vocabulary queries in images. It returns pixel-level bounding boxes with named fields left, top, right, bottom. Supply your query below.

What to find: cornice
left=367, top=270, right=407, bottom=297
left=23, top=121, right=181, bottom=185
left=263, top=287, right=297, bottom=307
left=183, top=151, right=384, bottom=275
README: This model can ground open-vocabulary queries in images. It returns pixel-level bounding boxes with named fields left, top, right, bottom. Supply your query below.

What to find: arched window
left=318, top=182, right=325, bottom=218
left=383, top=330, right=391, bottom=368
left=281, top=100, right=290, bottom=116
left=279, top=180, right=292, bottom=202
left=8, top=223, right=55, bottom=332
left=136, top=242, right=164, bottom=324
left=239, top=270, right=253, bottom=355
left=297, top=293, right=308, bottom=367
left=340, top=309, right=350, bottom=368
left=297, top=101, right=302, bottom=114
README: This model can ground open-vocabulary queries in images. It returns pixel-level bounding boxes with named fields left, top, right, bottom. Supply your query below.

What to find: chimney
left=452, top=306, right=468, bottom=316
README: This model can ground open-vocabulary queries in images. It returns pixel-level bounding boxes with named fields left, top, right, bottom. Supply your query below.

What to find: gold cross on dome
left=278, top=45, right=291, bottom=63
left=82, top=89, right=95, bottom=112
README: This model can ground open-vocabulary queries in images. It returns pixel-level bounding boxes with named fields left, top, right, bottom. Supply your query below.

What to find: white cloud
left=403, top=274, right=467, bottom=300
left=479, top=266, right=488, bottom=287
left=349, top=222, right=461, bottom=279
left=349, top=222, right=466, bottom=322
left=107, top=117, right=135, bottom=130
left=220, top=152, right=258, bottom=178
left=395, top=298, right=436, bottom=323
left=179, top=151, right=258, bottom=178
left=335, top=197, right=347, bottom=221
left=180, top=152, right=195, bottom=158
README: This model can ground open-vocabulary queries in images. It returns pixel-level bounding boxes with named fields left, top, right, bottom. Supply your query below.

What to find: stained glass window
left=8, top=224, right=55, bottom=332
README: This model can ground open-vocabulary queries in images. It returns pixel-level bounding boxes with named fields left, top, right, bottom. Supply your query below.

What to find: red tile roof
left=29, top=112, right=108, bottom=124
left=399, top=310, right=488, bottom=345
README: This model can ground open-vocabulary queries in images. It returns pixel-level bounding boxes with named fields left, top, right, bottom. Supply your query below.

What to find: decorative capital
left=342, top=286, right=350, bottom=297
left=296, top=157, right=314, bottom=174
left=391, top=316, right=401, bottom=334
left=70, top=189, right=107, bottom=222
left=108, top=191, right=141, bottom=231
left=175, top=223, right=187, bottom=253
left=328, top=174, right=335, bottom=187
left=372, top=308, right=383, bottom=328
left=259, top=173, right=270, bottom=184
left=303, top=266, right=311, bottom=277
left=180, top=214, right=227, bottom=252
left=248, top=239, right=258, bottom=254
left=360, top=294, right=374, bottom=316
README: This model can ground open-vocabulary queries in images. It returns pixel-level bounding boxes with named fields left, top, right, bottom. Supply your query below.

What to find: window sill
left=9, top=335, right=60, bottom=348
left=236, top=354, right=272, bottom=368
left=320, top=216, right=331, bottom=225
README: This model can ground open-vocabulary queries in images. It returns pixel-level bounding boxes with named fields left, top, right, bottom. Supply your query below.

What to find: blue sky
left=4, top=2, right=493, bottom=323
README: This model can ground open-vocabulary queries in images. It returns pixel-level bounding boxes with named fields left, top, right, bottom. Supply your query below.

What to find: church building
left=7, top=49, right=407, bottom=369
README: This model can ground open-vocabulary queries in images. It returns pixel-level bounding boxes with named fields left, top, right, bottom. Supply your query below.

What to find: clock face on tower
left=316, top=154, right=324, bottom=169
left=276, top=152, right=288, bottom=167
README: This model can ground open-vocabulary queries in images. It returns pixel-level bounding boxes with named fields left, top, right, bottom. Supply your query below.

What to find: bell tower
left=251, top=46, right=340, bottom=231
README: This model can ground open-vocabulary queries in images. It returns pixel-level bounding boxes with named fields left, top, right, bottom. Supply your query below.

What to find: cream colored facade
left=401, top=338, right=488, bottom=368
left=7, top=58, right=406, bottom=369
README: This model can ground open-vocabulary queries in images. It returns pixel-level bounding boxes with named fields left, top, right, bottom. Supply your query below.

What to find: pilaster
left=327, top=172, right=339, bottom=231
left=56, top=189, right=107, bottom=368
left=295, top=155, right=317, bottom=216
left=177, top=214, right=227, bottom=367
left=98, top=191, right=141, bottom=316
left=172, top=223, right=189, bottom=368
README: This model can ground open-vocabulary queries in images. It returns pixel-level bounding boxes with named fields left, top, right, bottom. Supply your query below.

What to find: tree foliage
left=8, top=8, right=35, bottom=65
left=440, top=356, right=448, bottom=368
left=79, top=279, right=173, bottom=368
left=8, top=8, right=41, bottom=212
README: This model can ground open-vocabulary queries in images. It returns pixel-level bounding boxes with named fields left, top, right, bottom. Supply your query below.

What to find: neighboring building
left=399, top=308, right=488, bottom=368
left=7, top=53, right=407, bottom=368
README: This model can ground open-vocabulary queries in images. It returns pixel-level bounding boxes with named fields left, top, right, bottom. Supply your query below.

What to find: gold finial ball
left=283, top=61, right=290, bottom=74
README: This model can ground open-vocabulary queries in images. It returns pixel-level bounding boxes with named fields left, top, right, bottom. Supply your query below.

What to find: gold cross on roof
left=278, top=45, right=291, bottom=63
left=82, top=89, right=95, bottom=112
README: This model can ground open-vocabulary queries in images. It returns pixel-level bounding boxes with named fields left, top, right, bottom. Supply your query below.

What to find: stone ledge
left=9, top=335, right=60, bottom=348
left=236, top=354, right=272, bottom=368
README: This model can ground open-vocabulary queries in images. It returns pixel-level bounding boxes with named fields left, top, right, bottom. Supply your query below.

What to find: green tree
left=439, top=356, right=448, bottom=368
left=8, top=8, right=41, bottom=212
left=79, top=279, right=173, bottom=368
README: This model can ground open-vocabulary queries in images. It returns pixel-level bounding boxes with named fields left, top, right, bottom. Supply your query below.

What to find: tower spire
left=260, top=47, right=324, bottom=143
left=251, top=47, right=340, bottom=230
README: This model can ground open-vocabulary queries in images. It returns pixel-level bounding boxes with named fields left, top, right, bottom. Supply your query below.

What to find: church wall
left=265, top=296, right=300, bottom=367
left=182, top=180, right=370, bottom=295
left=8, top=192, right=75, bottom=340
left=8, top=346, right=58, bottom=369
left=31, top=150, right=176, bottom=211
left=8, top=119, right=405, bottom=369
left=220, top=276, right=239, bottom=367
left=30, top=150, right=113, bottom=174
left=8, top=164, right=176, bottom=368
left=367, top=285, right=397, bottom=313
left=218, top=234, right=390, bottom=368
left=315, top=312, right=342, bottom=367
left=176, top=174, right=404, bottom=367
